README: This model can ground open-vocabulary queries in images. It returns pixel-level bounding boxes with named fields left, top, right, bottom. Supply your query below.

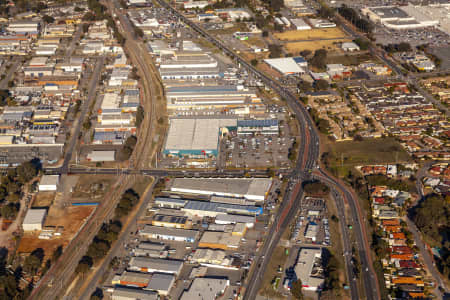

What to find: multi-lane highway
left=153, top=1, right=379, bottom=299
left=32, top=2, right=384, bottom=299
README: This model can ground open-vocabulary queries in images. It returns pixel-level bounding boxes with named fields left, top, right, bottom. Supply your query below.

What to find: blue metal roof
left=237, top=119, right=278, bottom=127
left=124, top=89, right=140, bottom=96
left=93, top=131, right=126, bottom=140
left=293, top=56, right=307, bottom=64
left=167, top=86, right=237, bottom=93
left=184, top=200, right=262, bottom=216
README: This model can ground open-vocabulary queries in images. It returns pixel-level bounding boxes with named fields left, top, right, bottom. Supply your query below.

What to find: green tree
left=118, top=136, right=137, bottom=161
left=268, top=44, right=283, bottom=58
left=87, top=240, right=110, bottom=260
left=1, top=203, right=19, bottom=219
left=42, top=15, right=55, bottom=24
left=300, top=50, right=312, bottom=57
left=297, top=80, right=312, bottom=92
left=314, top=79, right=329, bottom=91
left=309, top=49, right=327, bottom=70
left=303, top=180, right=330, bottom=195
left=291, top=279, right=304, bottom=299
left=16, top=160, right=40, bottom=183
left=75, top=256, right=93, bottom=274
left=135, top=106, right=144, bottom=128
left=52, top=245, right=63, bottom=261
left=134, top=26, right=144, bottom=38
left=354, top=38, right=369, bottom=50
left=251, top=59, right=258, bottom=66
left=83, top=119, right=92, bottom=130
left=23, top=248, right=44, bottom=275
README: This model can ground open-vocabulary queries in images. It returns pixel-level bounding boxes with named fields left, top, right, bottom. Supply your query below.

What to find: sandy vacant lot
left=17, top=206, right=95, bottom=259
left=285, top=39, right=351, bottom=52
left=32, top=192, right=55, bottom=208
left=274, top=28, right=348, bottom=41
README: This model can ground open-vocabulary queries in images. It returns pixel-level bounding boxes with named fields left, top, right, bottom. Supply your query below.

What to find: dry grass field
left=285, top=38, right=351, bottom=52
left=274, top=28, right=348, bottom=41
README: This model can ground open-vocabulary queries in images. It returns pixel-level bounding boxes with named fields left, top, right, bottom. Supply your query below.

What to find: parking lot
left=219, top=119, right=294, bottom=169
left=375, top=27, right=449, bottom=48
left=290, top=197, right=331, bottom=247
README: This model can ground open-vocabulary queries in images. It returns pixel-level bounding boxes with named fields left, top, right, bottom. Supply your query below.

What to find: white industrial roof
left=181, top=278, right=229, bottom=300
left=342, top=42, right=360, bottom=49
left=192, top=248, right=226, bottom=262
left=87, top=150, right=116, bottom=161
left=264, top=57, right=305, bottom=75
left=23, top=209, right=47, bottom=225
left=291, top=18, right=311, bottom=29
left=100, top=93, right=121, bottom=110
left=40, top=175, right=59, bottom=186
left=165, top=118, right=236, bottom=151
left=170, top=177, right=272, bottom=201
left=294, top=248, right=324, bottom=289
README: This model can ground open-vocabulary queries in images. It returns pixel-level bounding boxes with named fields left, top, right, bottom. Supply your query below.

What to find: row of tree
left=75, top=189, right=140, bottom=275
left=338, top=5, right=373, bottom=33
left=410, top=193, right=450, bottom=280
left=118, top=135, right=137, bottom=161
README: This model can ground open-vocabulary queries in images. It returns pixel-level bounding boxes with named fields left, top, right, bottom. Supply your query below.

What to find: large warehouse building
left=165, top=85, right=261, bottom=111
left=159, top=51, right=220, bottom=80
left=154, top=197, right=264, bottom=217
left=169, top=178, right=273, bottom=202
left=163, top=118, right=236, bottom=158
left=362, top=5, right=439, bottom=29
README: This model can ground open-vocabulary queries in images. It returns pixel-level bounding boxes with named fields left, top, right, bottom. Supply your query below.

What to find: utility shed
left=86, top=150, right=116, bottom=162
left=39, top=175, right=59, bottom=191
left=146, top=273, right=175, bottom=296
left=23, top=209, right=47, bottom=231
left=111, top=286, right=158, bottom=300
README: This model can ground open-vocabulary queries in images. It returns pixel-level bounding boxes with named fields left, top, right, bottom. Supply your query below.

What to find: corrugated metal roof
left=237, top=119, right=278, bottom=127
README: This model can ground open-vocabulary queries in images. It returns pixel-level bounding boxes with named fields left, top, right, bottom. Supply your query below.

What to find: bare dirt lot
left=285, top=39, right=351, bottom=53
left=17, top=206, right=94, bottom=259
left=274, top=28, right=348, bottom=41
left=71, top=174, right=117, bottom=202
left=32, top=192, right=55, bottom=208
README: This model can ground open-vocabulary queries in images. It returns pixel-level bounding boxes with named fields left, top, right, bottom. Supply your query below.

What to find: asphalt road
left=0, top=57, right=21, bottom=89
left=61, top=56, right=104, bottom=173
left=126, top=2, right=380, bottom=299
left=65, top=24, right=83, bottom=58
